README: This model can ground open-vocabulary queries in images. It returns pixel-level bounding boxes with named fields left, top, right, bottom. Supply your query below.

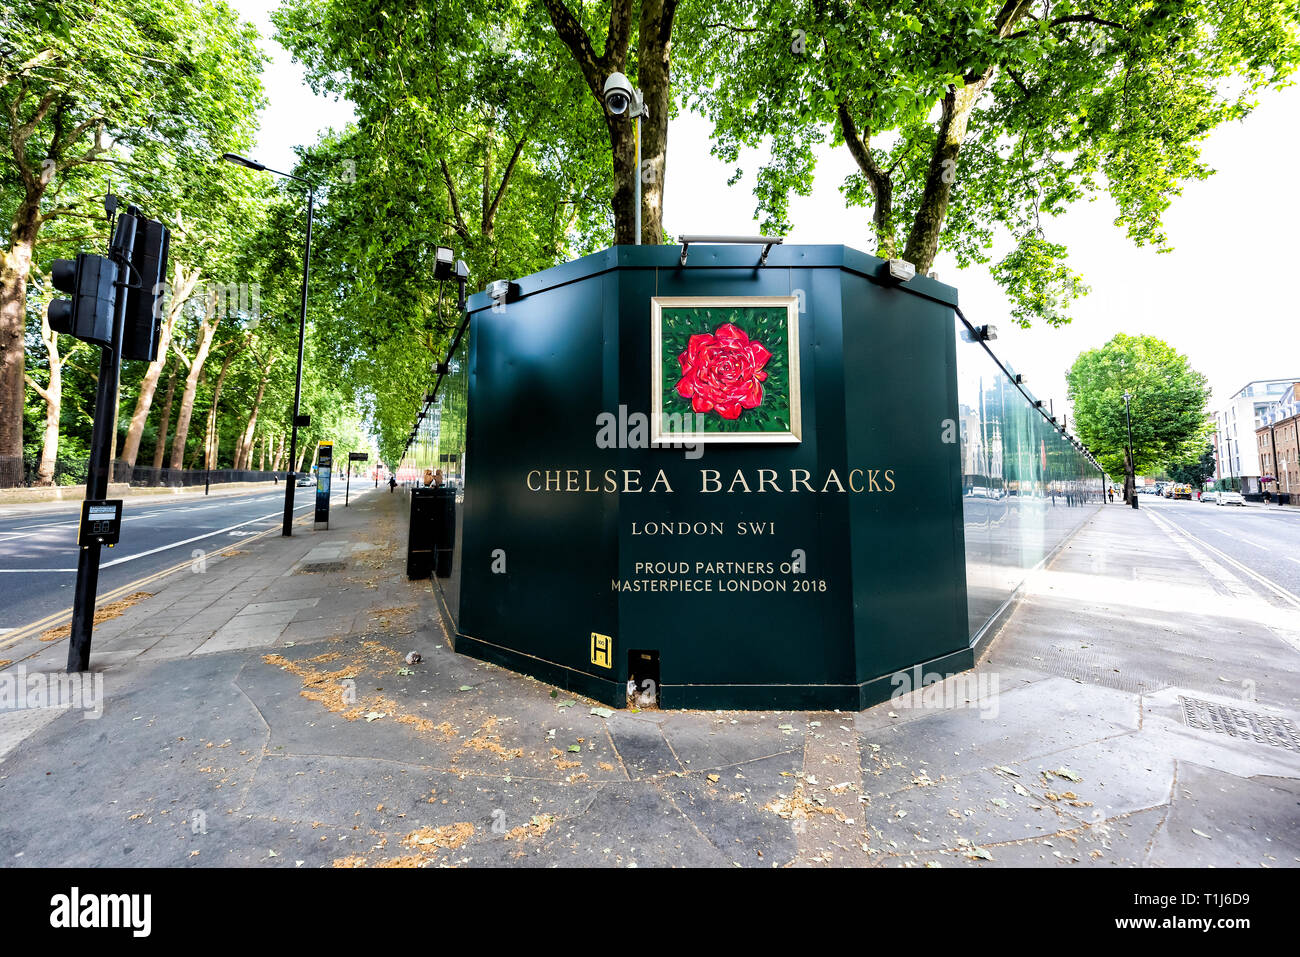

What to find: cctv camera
left=602, top=72, right=636, bottom=117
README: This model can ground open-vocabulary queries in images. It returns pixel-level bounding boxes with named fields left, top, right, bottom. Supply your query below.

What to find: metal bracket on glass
left=677, top=235, right=785, bottom=267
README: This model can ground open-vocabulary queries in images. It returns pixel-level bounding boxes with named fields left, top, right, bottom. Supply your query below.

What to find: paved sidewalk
left=0, top=493, right=1296, bottom=868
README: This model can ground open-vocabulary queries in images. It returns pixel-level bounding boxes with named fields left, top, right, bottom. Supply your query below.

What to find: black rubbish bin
left=432, top=485, right=456, bottom=578
left=407, top=486, right=437, bottom=580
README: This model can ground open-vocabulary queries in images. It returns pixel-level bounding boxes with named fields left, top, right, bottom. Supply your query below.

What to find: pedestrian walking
left=388, top=475, right=397, bottom=493
left=1107, top=486, right=1114, bottom=504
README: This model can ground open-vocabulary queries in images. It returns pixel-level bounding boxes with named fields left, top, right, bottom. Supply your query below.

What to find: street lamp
left=222, top=152, right=315, bottom=536
left=1122, top=390, right=1138, bottom=510
left=601, top=73, right=646, bottom=245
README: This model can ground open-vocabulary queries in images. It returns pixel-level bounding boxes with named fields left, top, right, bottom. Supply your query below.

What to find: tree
left=680, top=0, right=1300, bottom=326
left=1167, top=439, right=1216, bottom=489
left=1067, top=333, right=1211, bottom=504
left=272, top=0, right=613, bottom=458
left=540, top=0, right=680, bottom=244
left=0, top=0, right=266, bottom=485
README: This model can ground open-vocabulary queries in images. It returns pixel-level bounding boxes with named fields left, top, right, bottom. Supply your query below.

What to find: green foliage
left=271, top=0, right=613, bottom=460
left=679, top=0, right=1300, bottom=325
left=1167, top=440, right=1216, bottom=488
left=1066, top=333, right=1212, bottom=481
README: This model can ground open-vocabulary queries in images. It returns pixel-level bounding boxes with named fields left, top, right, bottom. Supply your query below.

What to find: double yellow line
left=0, top=511, right=310, bottom=656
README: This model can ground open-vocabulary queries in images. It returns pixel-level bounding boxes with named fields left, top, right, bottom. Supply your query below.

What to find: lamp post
left=223, top=152, right=314, bottom=536
left=1122, top=390, right=1138, bottom=510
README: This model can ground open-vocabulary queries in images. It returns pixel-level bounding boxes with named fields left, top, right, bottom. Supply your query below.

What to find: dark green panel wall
left=445, top=245, right=1103, bottom=710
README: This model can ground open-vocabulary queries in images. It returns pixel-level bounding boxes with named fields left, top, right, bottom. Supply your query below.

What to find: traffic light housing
left=47, top=254, right=117, bottom=348
left=122, top=214, right=170, bottom=362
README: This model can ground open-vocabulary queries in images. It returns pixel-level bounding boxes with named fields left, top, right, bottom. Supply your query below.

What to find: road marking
left=0, top=510, right=313, bottom=653
left=0, top=502, right=312, bottom=573
left=1146, top=509, right=1300, bottom=610
left=1287, top=557, right=1300, bottom=566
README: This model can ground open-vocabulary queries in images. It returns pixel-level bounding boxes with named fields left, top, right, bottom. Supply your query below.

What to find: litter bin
left=407, top=487, right=438, bottom=580
left=432, top=485, right=456, bottom=578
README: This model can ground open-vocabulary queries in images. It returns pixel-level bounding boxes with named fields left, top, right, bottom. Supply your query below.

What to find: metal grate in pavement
left=1179, top=696, right=1300, bottom=752
left=297, top=561, right=347, bottom=573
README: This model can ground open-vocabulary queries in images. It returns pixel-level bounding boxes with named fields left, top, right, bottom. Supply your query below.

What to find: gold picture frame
left=650, top=295, right=802, bottom=445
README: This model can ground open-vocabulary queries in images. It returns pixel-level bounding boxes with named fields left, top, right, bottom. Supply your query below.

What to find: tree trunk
left=638, top=0, right=676, bottom=246
left=152, top=367, right=177, bottom=471
left=0, top=203, right=40, bottom=487
left=1124, top=449, right=1136, bottom=505
left=900, top=1, right=1031, bottom=272
left=837, top=103, right=896, bottom=258
left=234, top=358, right=275, bottom=470
left=542, top=0, right=643, bottom=245
left=24, top=310, right=70, bottom=486
left=118, top=262, right=201, bottom=469
left=202, top=346, right=239, bottom=470
left=168, top=291, right=221, bottom=469
left=902, top=82, right=985, bottom=273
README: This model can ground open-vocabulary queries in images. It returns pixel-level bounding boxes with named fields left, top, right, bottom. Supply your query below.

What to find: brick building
left=1256, top=382, right=1300, bottom=502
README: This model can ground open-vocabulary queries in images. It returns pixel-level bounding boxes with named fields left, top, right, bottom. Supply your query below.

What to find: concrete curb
left=0, top=481, right=281, bottom=506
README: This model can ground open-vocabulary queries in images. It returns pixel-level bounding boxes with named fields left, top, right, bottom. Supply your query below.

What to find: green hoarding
left=417, top=244, right=1102, bottom=710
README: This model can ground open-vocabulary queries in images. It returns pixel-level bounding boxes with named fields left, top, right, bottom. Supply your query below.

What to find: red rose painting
left=674, top=323, right=772, bottom=420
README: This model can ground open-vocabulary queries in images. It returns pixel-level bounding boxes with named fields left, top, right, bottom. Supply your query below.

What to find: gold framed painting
left=650, top=296, right=802, bottom=445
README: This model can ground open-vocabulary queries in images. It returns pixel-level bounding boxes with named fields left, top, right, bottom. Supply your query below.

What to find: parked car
left=295, top=471, right=317, bottom=487
left=1216, top=490, right=1245, bottom=506
left=1201, top=490, right=1219, bottom=503
left=1172, top=484, right=1193, bottom=500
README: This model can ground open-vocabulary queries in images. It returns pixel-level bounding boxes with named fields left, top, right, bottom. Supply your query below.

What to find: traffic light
left=122, top=214, right=170, bottom=362
left=47, top=254, right=118, bottom=347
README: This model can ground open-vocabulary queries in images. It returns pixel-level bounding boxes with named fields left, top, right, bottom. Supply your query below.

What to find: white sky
left=230, top=0, right=1300, bottom=420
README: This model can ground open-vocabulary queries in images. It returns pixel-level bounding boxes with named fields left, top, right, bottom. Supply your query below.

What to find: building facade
left=1255, top=382, right=1300, bottom=503
left=1213, top=378, right=1300, bottom=493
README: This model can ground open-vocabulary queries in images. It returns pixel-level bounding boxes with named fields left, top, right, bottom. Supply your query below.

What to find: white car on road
left=1216, top=490, right=1245, bottom=506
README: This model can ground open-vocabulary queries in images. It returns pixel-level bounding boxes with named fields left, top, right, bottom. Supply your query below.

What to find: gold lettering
left=527, top=470, right=541, bottom=491
left=604, top=469, right=618, bottom=492
left=849, top=469, right=864, bottom=493
left=649, top=469, right=673, bottom=493
left=791, top=469, right=814, bottom=493
left=566, top=469, right=579, bottom=492
left=727, top=469, right=752, bottom=493
left=821, top=469, right=846, bottom=493
left=884, top=469, right=896, bottom=492
left=701, top=469, right=721, bottom=493
left=545, top=470, right=560, bottom=491
left=757, top=469, right=781, bottom=492
left=868, top=469, right=882, bottom=492
left=623, top=469, right=641, bottom=493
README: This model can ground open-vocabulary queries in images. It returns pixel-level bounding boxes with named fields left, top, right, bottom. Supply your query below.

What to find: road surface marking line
left=0, top=510, right=311, bottom=653
left=1146, top=509, right=1300, bottom=610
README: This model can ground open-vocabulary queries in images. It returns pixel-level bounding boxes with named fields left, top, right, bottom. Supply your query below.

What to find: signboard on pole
left=315, top=441, right=333, bottom=529
left=345, top=451, right=368, bottom=506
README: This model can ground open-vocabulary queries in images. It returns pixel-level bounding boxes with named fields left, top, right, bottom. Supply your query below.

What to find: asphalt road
left=1133, top=493, right=1300, bottom=603
left=0, top=485, right=362, bottom=631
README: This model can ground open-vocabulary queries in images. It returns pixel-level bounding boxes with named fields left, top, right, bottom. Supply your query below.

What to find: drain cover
left=297, top=561, right=346, bottom=573
left=1179, top=696, right=1299, bottom=752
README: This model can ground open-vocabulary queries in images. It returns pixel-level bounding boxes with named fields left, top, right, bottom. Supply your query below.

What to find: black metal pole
left=67, top=210, right=138, bottom=673
left=282, top=188, right=314, bottom=536
left=345, top=466, right=351, bottom=507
